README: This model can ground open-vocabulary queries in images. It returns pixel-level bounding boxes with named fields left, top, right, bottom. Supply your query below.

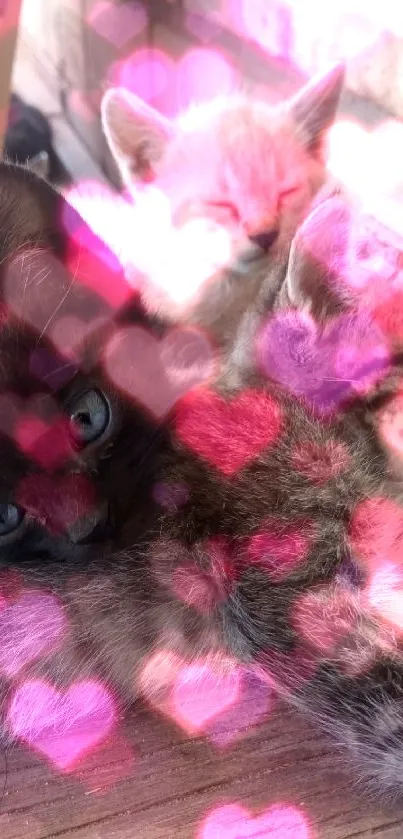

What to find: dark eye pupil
left=69, top=390, right=110, bottom=446
left=0, top=504, right=23, bottom=536
left=75, top=411, right=91, bottom=426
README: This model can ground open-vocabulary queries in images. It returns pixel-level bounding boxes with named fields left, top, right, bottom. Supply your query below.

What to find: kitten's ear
left=288, top=64, right=345, bottom=159
left=28, top=151, right=50, bottom=180
left=101, top=87, right=175, bottom=184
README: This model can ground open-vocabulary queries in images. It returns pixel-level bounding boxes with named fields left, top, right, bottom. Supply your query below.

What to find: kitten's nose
left=68, top=501, right=112, bottom=545
left=248, top=229, right=279, bottom=252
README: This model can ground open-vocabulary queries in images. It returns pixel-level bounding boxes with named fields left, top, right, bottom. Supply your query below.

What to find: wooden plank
left=0, top=700, right=403, bottom=838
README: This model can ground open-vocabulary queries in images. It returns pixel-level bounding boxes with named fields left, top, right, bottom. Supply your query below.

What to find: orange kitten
left=102, top=65, right=344, bottom=263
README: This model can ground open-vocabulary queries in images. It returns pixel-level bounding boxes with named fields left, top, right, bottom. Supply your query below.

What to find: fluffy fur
left=101, top=65, right=344, bottom=272
left=0, top=162, right=403, bottom=800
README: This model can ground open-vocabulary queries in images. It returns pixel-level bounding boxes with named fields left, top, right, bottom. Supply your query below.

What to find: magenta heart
left=0, top=393, right=74, bottom=471
left=292, top=586, right=356, bottom=654
left=8, top=678, right=116, bottom=771
left=0, top=591, right=67, bottom=677
left=17, top=472, right=97, bottom=537
left=172, top=660, right=240, bottom=733
left=87, top=1, right=147, bottom=48
left=258, top=308, right=390, bottom=415
left=175, top=389, right=283, bottom=476
left=104, top=326, right=214, bottom=419
left=247, top=519, right=313, bottom=581
left=199, top=802, right=309, bottom=839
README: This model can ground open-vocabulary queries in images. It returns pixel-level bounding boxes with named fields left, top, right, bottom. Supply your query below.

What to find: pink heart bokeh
left=8, top=678, right=116, bottom=771
left=139, top=651, right=244, bottom=736
left=87, top=1, right=147, bottom=49
left=199, top=802, right=310, bottom=839
left=172, top=660, right=240, bottom=733
left=0, top=590, right=67, bottom=676
left=0, top=393, right=74, bottom=471
left=104, top=325, right=215, bottom=419
left=49, top=313, right=110, bottom=362
left=258, top=308, right=390, bottom=416
left=3, top=244, right=123, bottom=359
left=247, top=519, right=313, bottom=582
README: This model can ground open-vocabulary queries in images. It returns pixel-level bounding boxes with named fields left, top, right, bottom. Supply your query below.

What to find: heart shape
left=0, top=393, right=74, bottom=471
left=175, top=389, right=282, bottom=476
left=291, top=439, right=350, bottom=484
left=207, top=668, right=272, bottom=748
left=49, top=314, right=110, bottom=362
left=172, top=660, right=240, bottom=733
left=7, top=678, right=116, bottom=771
left=138, top=651, right=241, bottom=735
left=104, top=326, right=214, bottom=419
left=292, top=585, right=357, bottom=654
left=0, top=590, right=67, bottom=677
left=87, top=1, right=147, bottom=49
left=247, top=519, right=313, bottom=581
left=199, top=802, right=309, bottom=839
left=349, top=496, right=403, bottom=569
left=258, top=308, right=390, bottom=415
left=4, top=243, right=120, bottom=360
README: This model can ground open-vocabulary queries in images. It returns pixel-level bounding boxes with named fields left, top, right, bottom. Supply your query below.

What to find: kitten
left=0, top=162, right=403, bottom=801
left=4, top=93, right=60, bottom=181
left=100, top=65, right=344, bottom=323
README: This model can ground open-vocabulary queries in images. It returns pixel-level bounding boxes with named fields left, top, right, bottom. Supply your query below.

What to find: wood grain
left=0, top=696, right=402, bottom=839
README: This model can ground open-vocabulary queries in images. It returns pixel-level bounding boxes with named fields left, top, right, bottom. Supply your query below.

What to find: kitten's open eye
left=0, top=504, right=25, bottom=537
left=68, top=389, right=111, bottom=447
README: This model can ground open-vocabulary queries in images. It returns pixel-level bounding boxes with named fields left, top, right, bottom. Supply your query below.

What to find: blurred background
left=6, top=0, right=403, bottom=234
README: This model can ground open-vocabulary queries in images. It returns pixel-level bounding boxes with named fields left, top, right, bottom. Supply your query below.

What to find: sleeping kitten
left=1, top=162, right=403, bottom=801
left=100, top=65, right=344, bottom=323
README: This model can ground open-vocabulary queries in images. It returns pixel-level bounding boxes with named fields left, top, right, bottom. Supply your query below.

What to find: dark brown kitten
left=0, top=164, right=402, bottom=800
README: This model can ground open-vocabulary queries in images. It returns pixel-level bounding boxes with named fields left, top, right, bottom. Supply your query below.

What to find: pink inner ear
left=102, top=87, right=175, bottom=182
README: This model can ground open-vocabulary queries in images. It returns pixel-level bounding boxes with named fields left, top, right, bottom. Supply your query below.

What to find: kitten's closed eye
left=173, top=199, right=240, bottom=229
left=279, top=184, right=302, bottom=202
left=202, top=200, right=240, bottom=226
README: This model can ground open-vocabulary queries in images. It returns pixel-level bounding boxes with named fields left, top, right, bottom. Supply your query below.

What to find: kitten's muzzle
left=68, top=500, right=112, bottom=545
left=248, top=229, right=279, bottom=252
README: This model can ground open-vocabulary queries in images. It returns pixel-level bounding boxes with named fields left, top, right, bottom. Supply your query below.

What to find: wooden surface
left=1, top=696, right=403, bottom=839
